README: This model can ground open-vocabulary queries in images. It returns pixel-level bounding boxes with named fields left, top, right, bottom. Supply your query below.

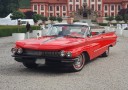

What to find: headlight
left=60, top=50, right=65, bottom=57
left=66, top=52, right=72, bottom=57
left=11, top=48, right=17, bottom=54
left=17, top=48, right=23, bottom=54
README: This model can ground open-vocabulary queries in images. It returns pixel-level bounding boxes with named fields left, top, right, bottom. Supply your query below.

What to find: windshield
left=47, top=24, right=89, bottom=38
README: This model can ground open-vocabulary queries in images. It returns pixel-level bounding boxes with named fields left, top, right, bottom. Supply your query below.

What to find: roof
left=19, top=9, right=32, bottom=13
left=103, top=0, right=128, bottom=4
left=30, top=0, right=67, bottom=4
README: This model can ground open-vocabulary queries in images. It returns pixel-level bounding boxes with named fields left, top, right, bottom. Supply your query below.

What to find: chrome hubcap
left=73, top=54, right=85, bottom=70
left=74, top=58, right=81, bottom=68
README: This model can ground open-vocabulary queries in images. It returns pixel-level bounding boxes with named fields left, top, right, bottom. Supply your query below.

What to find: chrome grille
left=23, top=49, right=60, bottom=57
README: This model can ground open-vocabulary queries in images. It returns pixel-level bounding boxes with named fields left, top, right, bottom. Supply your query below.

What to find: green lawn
left=19, top=0, right=30, bottom=9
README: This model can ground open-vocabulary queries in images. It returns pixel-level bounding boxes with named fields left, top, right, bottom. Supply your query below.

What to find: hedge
left=98, top=23, right=108, bottom=26
left=73, top=20, right=79, bottom=22
left=0, top=25, right=39, bottom=37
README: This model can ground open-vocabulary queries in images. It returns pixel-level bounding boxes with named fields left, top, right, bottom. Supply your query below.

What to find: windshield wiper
left=64, top=35, right=82, bottom=38
left=44, top=35, right=59, bottom=37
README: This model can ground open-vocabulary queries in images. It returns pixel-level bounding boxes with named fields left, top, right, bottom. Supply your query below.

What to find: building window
left=56, top=13, right=59, bottom=16
left=50, top=13, right=53, bottom=16
left=98, top=4, right=101, bottom=10
left=111, top=5, right=114, bottom=11
left=41, top=5, right=44, bottom=10
left=84, top=0, right=86, bottom=2
left=105, top=5, right=107, bottom=11
left=111, top=13, right=114, bottom=16
left=63, top=6, right=66, bottom=11
left=118, top=5, right=121, bottom=11
left=91, top=4, right=94, bottom=10
left=56, top=6, right=59, bottom=11
left=41, top=12, right=44, bottom=16
left=76, top=0, right=79, bottom=2
left=105, top=13, right=107, bottom=17
left=70, top=0, right=72, bottom=2
left=50, top=6, right=53, bottom=11
left=34, top=5, right=37, bottom=10
left=91, top=0, right=94, bottom=2
left=63, top=13, right=66, bottom=16
left=70, top=5, right=72, bottom=11
left=76, top=5, right=79, bottom=11
left=98, top=0, right=101, bottom=2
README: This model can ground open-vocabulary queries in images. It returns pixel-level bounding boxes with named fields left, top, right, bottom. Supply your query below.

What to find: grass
left=0, top=25, right=39, bottom=37
left=19, top=0, right=30, bottom=9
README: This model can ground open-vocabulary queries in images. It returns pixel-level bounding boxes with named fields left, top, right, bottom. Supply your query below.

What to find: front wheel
left=71, top=53, right=86, bottom=72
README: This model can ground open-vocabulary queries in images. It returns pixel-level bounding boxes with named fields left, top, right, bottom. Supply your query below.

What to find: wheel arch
left=109, top=45, right=113, bottom=47
left=82, top=51, right=90, bottom=62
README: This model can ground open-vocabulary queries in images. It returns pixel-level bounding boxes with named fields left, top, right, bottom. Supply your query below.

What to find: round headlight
left=11, top=48, right=17, bottom=54
left=60, top=50, right=65, bottom=57
left=66, top=52, right=72, bottom=57
left=17, top=48, right=23, bottom=54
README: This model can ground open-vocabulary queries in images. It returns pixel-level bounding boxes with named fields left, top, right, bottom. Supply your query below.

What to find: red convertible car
left=11, top=22, right=117, bottom=72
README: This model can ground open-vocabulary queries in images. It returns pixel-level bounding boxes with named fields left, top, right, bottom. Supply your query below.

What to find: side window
left=50, top=27, right=58, bottom=35
left=86, top=28, right=91, bottom=36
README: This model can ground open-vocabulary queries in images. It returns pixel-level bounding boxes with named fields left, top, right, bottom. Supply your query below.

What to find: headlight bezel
left=60, top=50, right=66, bottom=57
left=11, top=47, right=23, bottom=54
left=60, top=50, right=72, bottom=58
left=66, top=52, right=72, bottom=58
left=17, top=48, right=23, bottom=54
left=11, top=48, right=18, bottom=54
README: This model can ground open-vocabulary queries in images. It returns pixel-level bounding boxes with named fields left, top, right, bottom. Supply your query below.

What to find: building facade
left=27, top=0, right=128, bottom=17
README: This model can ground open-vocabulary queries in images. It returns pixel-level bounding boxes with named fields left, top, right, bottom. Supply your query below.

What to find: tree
left=24, top=11, right=35, bottom=19
left=57, top=17, right=63, bottom=22
left=123, top=14, right=128, bottom=23
left=49, top=16, right=56, bottom=24
left=10, top=11, right=25, bottom=20
left=10, top=11, right=25, bottom=32
left=41, top=16, right=48, bottom=23
left=49, top=16, right=56, bottom=21
left=106, top=16, right=114, bottom=26
left=115, top=15, right=123, bottom=23
left=32, top=14, right=42, bottom=24
left=0, top=0, right=19, bottom=17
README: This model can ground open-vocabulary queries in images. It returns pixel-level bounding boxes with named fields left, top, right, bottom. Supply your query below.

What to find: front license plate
left=36, top=59, right=45, bottom=64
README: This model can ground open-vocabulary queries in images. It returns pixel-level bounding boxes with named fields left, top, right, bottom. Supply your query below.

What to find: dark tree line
left=0, top=0, right=19, bottom=17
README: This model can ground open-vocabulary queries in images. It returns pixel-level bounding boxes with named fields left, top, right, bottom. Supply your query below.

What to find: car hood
left=16, top=36, right=85, bottom=50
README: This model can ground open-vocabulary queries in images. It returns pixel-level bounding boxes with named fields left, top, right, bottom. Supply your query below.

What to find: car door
left=86, top=35, right=103, bottom=59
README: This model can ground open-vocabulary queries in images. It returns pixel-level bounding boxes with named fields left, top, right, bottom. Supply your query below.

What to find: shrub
left=106, top=16, right=114, bottom=22
left=49, top=16, right=56, bottom=21
left=32, top=14, right=42, bottom=23
left=0, top=25, right=38, bottom=37
left=98, top=23, right=108, bottom=26
left=91, top=20, right=96, bottom=22
left=41, top=16, right=48, bottom=23
left=57, top=17, right=63, bottom=22
left=115, top=15, right=123, bottom=23
left=73, top=20, right=79, bottom=22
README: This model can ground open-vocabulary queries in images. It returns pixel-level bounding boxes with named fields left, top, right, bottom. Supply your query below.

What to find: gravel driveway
left=0, top=36, right=128, bottom=90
